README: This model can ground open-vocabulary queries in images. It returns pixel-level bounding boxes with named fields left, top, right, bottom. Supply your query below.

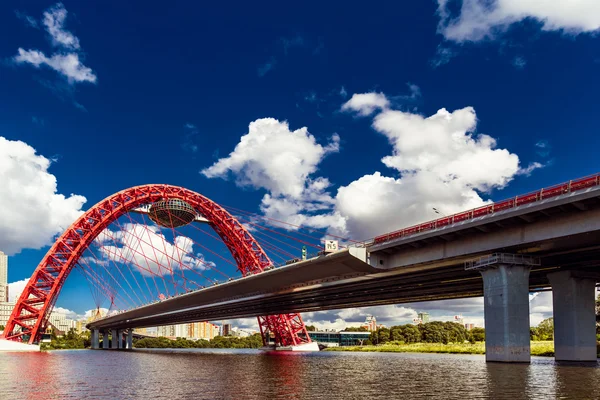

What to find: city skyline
left=1, top=1, right=599, bottom=333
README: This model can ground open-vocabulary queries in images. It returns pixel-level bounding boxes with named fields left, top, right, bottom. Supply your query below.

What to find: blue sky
left=1, top=1, right=599, bottom=329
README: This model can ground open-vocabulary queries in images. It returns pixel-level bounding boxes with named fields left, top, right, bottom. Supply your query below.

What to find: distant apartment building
left=133, top=327, right=149, bottom=336
left=0, top=251, right=14, bottom=328
left=190, top=321, right=219, bottom=340
left=230, top=327, right=258, bottom=338
left=47, top=310, right=76, bottom=335
left=222, top=323, right=232, bottom=336
left=0, top=251, right=8, bottom=302
left=157, top=325, right=176, bottom=337
left=418, top=312, right=430, bottom=323
left=156, top=321, right=220, bottom=340
left=0, top=301, right=15, bottom=328
left=75, top=319, right=86, bottom=334
left=413, top=312, right=431, bottom=325
left=361, top=315, right=378, bottom=332
left=464, top=323, right=475, bottom=331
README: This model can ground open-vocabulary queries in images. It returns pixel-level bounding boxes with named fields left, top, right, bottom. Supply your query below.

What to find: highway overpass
left=89, top=179, right=600, bottom=361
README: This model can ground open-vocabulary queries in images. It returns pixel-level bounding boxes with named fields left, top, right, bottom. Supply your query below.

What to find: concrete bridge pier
left=102, top=330, right=109, bottom=349
left=111, top=329, right=118, bottom=349
left=467, top=254, right=540, bottom=363
left=548, top=270, right=598, bottom=361
left=126, top=330, right=133, bottom=349
left=117, top=330, right=125, bottom=349
left=91, top=329, right=100, bottom=349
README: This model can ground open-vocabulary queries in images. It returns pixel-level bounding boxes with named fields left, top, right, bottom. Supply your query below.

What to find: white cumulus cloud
left=43, top=2, right=80, bottom=50
left=52, top=306, right=78, bottom=320
left=203, top=93, right=543, bottom=242
left=202, top=118, right=339, bottom=198
left=437, top=0, right=600, bottom=42
left=12, top=3, right=96, bottom=84
left=14, top=49, right=96, bottom=83
left=97, top=223, right=213, bottom=277
left=8, top=278, right=29, bottom=302
left=202, top=118, right=343, bottom=231
left=0, top=137, right=86, bottom=255
left=334, top=97, right=539, bottom=239
left=341, top=92, right=390, bottom=116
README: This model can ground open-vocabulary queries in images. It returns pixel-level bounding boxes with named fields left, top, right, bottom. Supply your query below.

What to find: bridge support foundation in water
left=102, top=330, right=109, bottom=349
left=548, top=270, right=598, bottom=362
left=278, top=342, right=320, bottom=351
left=111, top=329, right=118, bottom=349
left=126, top=330, right=133, bottom=349
left=91, top=329, right=99, bottom=349
left=117, top=330, right=124, bottom=349
left=0, top=339, right=39, bottom=352
left=261, top=342, right=320, bottom=352
left=468, top=254, right=539, bottom=363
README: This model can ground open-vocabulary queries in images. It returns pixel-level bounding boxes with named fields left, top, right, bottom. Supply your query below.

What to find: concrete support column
left=466, top=254, right=539, bottom=363
left=111, top=329, right=118, bottom=349
left=117, top=330, right=124, bottom=349
left=127, top=330, right=133, bottom=349
left=548, top=270, right=598, bottom=361
left=102, top=330, right=109, bottom=349
left=91, top=329, right=100, bottom=349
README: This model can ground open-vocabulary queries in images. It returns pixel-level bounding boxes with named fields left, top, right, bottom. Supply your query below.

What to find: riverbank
left=324, top=341, right=557, bottom=356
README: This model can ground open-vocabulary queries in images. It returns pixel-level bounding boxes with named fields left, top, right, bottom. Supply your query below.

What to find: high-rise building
left=48, top=310, right=75, bottom=335
left=192, top=321, right=220, bottom=340
left=133, top=327, right=149, bottom=336
left=0, top=251, right=13, bottom=329
left=155, top=321, right=220, bottom=340
left=361, top=315, right=378, bottom=332
left=0, top=251, right=8, bottom=302
left=157, top=325, right=176, bottom=337
left=418, top=312, right=430, bottom=323
left=75, top=319, right=87, bottom=334
left=230, top=327, right=257, bottom=338
left=174, top=323, right=189, bottom=338
left=222, top=323, right=232, bottom=336
left=0, top=301, right=15, bottom=329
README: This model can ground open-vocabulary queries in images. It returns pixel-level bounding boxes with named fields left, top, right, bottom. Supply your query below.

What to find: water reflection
left=0, top=352, right=62, bottom=400
left=485, top=362, right=532, bottom=399
left=554, top=361, right=600, bottom=399
left=0, top=350, right=598, bottom=399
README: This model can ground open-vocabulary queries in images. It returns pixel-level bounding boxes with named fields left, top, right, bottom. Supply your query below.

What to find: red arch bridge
left=3, top=174, right=600, bottom=359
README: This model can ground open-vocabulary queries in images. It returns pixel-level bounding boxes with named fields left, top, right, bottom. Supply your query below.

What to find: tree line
left=41, top=329, right=91, bottom=350
left=31, top=293, right=600, bottom=351
left=38, top=328, right=264, bottom=350
left=134, top=334, right=264, bottom=349
left=363, top=321, right=485, bottom=345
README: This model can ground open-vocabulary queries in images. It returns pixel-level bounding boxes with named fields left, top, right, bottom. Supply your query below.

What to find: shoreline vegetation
left=39, top=315, right=600, bottom=357
left=40, top=331, right=264, bottom=351
left=324, top=341, right=557, bottom=357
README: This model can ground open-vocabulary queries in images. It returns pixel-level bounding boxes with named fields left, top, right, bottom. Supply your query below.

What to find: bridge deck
left=88, top=183, right=600, bottom=331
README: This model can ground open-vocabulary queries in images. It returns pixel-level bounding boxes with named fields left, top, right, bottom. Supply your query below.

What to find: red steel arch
left=3, top=184, right=311, bottom=346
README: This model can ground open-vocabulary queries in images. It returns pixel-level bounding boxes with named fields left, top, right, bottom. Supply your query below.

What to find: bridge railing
left=369, top=173, right=600, bottom=246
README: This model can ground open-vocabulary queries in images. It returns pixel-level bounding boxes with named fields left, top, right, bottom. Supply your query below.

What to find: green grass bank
left=324, top=341, right=581, bottom=357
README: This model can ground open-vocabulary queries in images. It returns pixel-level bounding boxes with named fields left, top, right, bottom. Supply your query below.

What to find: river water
left=0, top=349, right=598, bottom=399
